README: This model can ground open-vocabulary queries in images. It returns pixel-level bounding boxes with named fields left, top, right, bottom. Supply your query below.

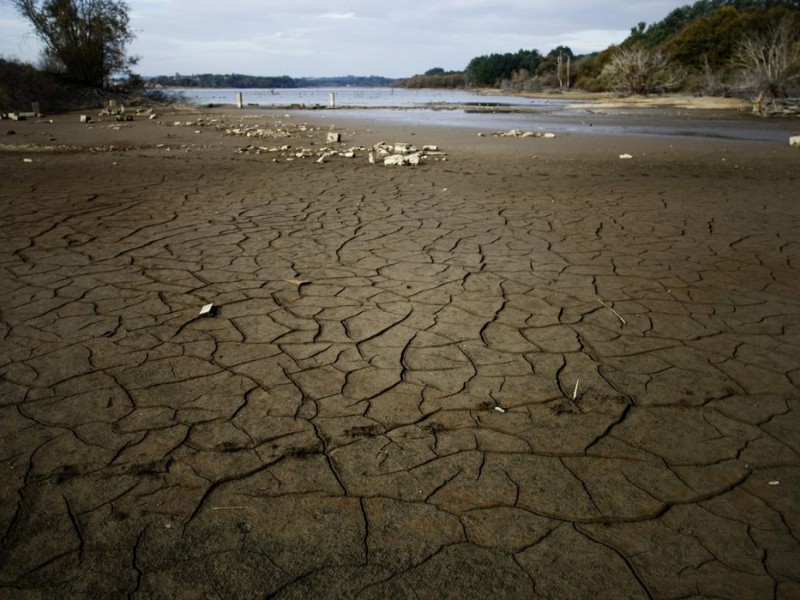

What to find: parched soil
left=1, top=110, right=798, bottom=598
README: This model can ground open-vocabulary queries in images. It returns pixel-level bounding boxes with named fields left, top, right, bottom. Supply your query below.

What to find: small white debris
left=326, top=132, right=341, bottom=143
left=80, top=115, right=91, bottom=123
left=199, top=303, right=215, bottom=316
left=384, top=155, right=405, bottom=166
left=286, top=278, right=309, bottom=286
left=790, top=136, right=800, bottom=147
left=368, top=152, right=375, bottom=164
left=23, top=158, right=33, bottom=163
left=543, top=133, right=556, bottom=138
left=768, top=480, right=780, bottom=486
left=572, top=379, right=580, bottom=401
left=619, top=153, right=634, bottom=159
left=494, top=406, right=506, bottom=413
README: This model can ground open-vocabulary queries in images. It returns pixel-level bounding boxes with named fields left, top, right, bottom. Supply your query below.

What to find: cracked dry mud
left=1, top=113, right=799, bottom=598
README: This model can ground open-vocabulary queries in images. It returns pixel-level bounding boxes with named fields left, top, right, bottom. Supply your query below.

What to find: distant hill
left=146, top=74, right=396, bottom=88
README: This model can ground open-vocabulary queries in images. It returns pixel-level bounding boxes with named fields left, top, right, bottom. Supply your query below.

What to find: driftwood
left=752, top=93, right=800, bottom=116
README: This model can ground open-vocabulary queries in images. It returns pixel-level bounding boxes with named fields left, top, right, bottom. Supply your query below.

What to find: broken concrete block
left=394, top=143, right=415, bottom=154
left=384, top=155, right=405, bottom=166
left=326, top=132, right=341, bottom=143
left=619, top=153, right=633, bottom=159
left=199, top=303, right=215, bottom=316
left=80, top=115, right=91, bottom=123
left=790, top=136, right=800, bottom=147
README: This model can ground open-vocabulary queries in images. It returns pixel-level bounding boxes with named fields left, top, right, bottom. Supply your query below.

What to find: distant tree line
left=396, top=68, right=467, bottom=88
left=146, top=74, right=397, bottom=89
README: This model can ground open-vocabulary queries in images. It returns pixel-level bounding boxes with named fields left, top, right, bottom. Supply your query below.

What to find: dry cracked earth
left=1, top=115, right=799, bottom=598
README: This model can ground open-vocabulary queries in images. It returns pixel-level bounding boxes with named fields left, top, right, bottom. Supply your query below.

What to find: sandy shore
left=1, top=107, right=799, bottom=597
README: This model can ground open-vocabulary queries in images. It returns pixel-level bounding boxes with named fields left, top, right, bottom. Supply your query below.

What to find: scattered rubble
left=233, top=136, right=447, bottom=166
left=489, top=129, right=556, bottom=138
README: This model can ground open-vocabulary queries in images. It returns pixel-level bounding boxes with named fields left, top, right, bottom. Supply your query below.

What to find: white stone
left=199, top=303, right=214, bottom=316
left=394, top=143, right=415, bottom=154
left=543, top=133, right=556, bottom=138
left=790, top=136, right=800, bottom=147
left=619, top=153, right=633, bottom=159
left=406, top=153, right=421, bottom=166
left=326, top=132, right=341, bottom=143
left=384, top=155, right=405, bottom=166
left=422, top=145, right=439, bottom=151
left=80, top=115, right=91, bottom=123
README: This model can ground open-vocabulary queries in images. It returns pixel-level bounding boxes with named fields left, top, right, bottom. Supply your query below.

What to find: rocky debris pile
left=222, top=121, right=323, bottom=140
left=234, top=140, right=447, bottom=166
left=483, top=129, right=557, bottom=138
left=235, top=134, right=447, bottom=166
left=371, top=142, right=446, bottom=166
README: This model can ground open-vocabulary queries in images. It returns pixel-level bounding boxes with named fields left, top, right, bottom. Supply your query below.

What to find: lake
left=173, top=87, right=559, bottom=108
left=169, top=87, right=789, bottom=144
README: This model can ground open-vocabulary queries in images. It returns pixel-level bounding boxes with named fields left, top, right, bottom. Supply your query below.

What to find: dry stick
left=598, top=299, right=626, bottom=326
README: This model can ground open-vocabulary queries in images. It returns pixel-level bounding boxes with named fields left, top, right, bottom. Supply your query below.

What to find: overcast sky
left=1, top=1, right=691, bottom=78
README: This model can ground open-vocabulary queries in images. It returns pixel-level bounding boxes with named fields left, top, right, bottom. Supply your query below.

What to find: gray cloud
left=1, top=0, right=690, bottom=77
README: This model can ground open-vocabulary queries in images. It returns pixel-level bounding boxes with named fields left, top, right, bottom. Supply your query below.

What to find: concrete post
left=329, top=92, right=336, bottom=109
left=236, top=92, right=243, bottom=109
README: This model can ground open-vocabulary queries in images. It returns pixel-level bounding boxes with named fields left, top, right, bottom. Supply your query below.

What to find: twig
left=572, top=379, right=580, bottom=401
left=598, top=299, right=626, bottom=326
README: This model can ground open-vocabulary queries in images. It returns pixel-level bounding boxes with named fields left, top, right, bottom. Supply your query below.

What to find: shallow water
left=311, top=106, right=795, bottom=144
left=178, top=87, right=794, bottom=144
left=178, top=86, right=561, bottom=108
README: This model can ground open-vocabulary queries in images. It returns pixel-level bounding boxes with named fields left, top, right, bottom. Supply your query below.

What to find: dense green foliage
left=396, top=70, right=467, bottom=89
left=465, top=49, right=543, bottom=86
left=625, top=0, right=799, bottom=49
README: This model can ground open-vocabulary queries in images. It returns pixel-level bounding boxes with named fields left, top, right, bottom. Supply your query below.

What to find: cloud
left=318, top=12, right=356, bottom=20
left=1, top=0, right=693, bottom=77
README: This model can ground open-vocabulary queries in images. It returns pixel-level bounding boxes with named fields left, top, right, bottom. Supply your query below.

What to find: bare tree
left=600, top=45, right=685, bottom=96
left=9, top=0, right=136, bottom=88
left=732, top=21, right=800, bottom=113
